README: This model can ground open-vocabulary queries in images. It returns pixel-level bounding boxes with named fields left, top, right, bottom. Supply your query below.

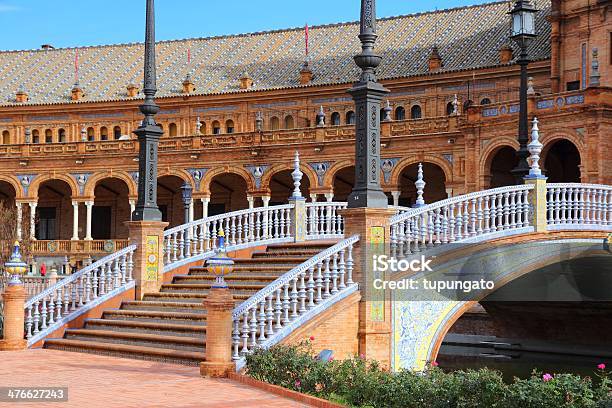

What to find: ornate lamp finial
left=255, top=111, right=263, bottom=131
left=291, top=151, right=303, bottom=199
left=452, top=94, right=459, bottom=116
left=383, top=100, right=392, bottom=122
left=414, top=163, right=426, bottom=207
left=5, top=241, right=28, bottom=285
left=316, top=106, right=325, bottom=127
left=526, top=117, right=544, bottom=178
left=195, top=116, right=202, bottom=135
left=527, top=76, right=535, bottom=95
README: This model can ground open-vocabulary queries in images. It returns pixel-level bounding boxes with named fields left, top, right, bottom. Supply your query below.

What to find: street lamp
left=509, top=0, right=538, bottom=182
left=181, top=182, right=193, bottom=224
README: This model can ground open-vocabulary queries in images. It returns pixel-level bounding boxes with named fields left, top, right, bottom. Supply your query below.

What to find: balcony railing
left=29, top=239, right=130, bottom=256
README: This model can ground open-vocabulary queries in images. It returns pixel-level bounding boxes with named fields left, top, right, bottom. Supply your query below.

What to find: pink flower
left=329, top=356, right=334, bottom=361
left=359, top=354, right=365, bottom=359
left=294, top=380, right=301, bottom=389
left=598, top=363, right=606, bottom=370
left=543, top=373, right=553, bottom=382
left=309, top=336, right=315, bottom=341
left=431, top=361, right=439, bottom=367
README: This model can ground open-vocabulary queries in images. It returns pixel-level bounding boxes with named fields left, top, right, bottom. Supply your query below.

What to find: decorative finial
left=383, top=100, right=392, bottom=122
left=195, top=116, right=202, bottom=135
left=527, top=76, right=535, bottom=95
left=354, top=0, right=381, bottom=83
left=452, top=94, right=459, bottom=116
left=81, top=127, right=87, bottom=141
left=255, top=112, right=263, bottom=131
left=316, top=106, right=325, bottom=127
left=24, top=127, right=31, bottom=144
left=206, top=227, right=234, bottom=288
left=5, top=241, right=27, bottom=285
left=291, top=151, right=303, bottom=199
left=527, top=117, right=544, bottom=178
left=414, top=163, right=426, bottom=207
left=590, top=48, right=600, bottom=87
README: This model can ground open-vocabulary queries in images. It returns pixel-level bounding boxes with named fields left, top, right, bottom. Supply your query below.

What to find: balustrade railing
left=231, top=235, right=359, bottom=368
left=546, top=183, right=611, bottom=230
left=22, top=275, right=68, bottom=299
left=390, top=185, right=534, bottom=257
left=305, top=202, right=347, bottom=239
left=163, top=205, right=295, bottom=271
left=24, top=244, right=136, bottom=346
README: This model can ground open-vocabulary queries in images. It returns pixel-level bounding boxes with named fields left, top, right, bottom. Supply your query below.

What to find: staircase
left=43, top=241, right=334, bottom=366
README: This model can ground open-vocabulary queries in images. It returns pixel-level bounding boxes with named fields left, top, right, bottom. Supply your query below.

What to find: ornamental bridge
left=3, top=166, right=611, bottom=372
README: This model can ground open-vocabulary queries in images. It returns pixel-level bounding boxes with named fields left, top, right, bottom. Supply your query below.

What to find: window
left=446, top=102, right=455, bottom=116
left=113, top=126, right=122, bottom=139
left=212, top=121, right=221, bottom=134
left=32, top=129, right=40, bottom=144
left=36, top=207, right=56, bottom=240
left=284, top=115, right=294, bottom=129
left=100, top=127, right=108, bottom=141
left=410, top=105, right=422, bottom=119
left=58, top=128, right=66, bottom=143
left=270, top=117, right=280, bottom=131
left=1, top=130, right=9, bottom=144
left=346, top=111, right=355, bottom=125
left=331, top=112, right=341, bottom=126
left=567, top=81, right=580, bottom=91
left=395, top=106, right=405, bottom=121
left=45, top=129, right=53, bottom=143
left=87, top=127, right=95, bottom=141
left=480, top=98, right=492, bottom=105
left=225, top=120, right=234, bottom=134
left=169, top=123, right=178, bottom=137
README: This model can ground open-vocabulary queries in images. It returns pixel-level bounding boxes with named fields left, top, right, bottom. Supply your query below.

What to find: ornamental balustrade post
left=288, top=151, right=307, bottom=242
left=125, top=221, right=168, bottom=300
left=0, top=242, right=28, bottom=351
left=523, top=117, right=547, bottom=232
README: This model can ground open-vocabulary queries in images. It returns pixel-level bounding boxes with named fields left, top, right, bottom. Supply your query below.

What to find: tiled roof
left=0, top=1, right=551, bottom=106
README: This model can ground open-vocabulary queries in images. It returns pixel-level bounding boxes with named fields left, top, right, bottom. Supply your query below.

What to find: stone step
left=84, top=318, right=206, bottom=338
left=142, top=291, right=249, bottom=303
left=44, top=338, right=206, bottom=366
left=172, top=275, right=279, bottom=285
left=188, top=265, right=290, bottom=275
left=63, top=329, right=206, bottom=353
left=266, top=241, right=337, bottom=250
left=121, top=300, right=205, bottom=314
left=232, top=257, right=311, bottom=265
left=160, top=283, right=266, bottom=294
left=102, top=309, right=207, bottom=326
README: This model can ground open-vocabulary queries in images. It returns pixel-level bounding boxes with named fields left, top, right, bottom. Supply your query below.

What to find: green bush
left=244, top=341, right=611, bottom=408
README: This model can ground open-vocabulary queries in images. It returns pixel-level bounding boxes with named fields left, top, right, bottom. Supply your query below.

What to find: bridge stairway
left=43, top=241, right=334, bottom=366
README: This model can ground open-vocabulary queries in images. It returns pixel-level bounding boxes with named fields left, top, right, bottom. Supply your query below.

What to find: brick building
left=0, top=0, right=609, bottom=266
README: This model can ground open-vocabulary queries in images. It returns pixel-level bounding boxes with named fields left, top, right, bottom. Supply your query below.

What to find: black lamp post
left=509, top=0, right=538, bottom=182
left=132, top=0, right=163, bottom=221
left=181, top=182, right=193, bottom=224
left=347, top=0, right=389, bottom=208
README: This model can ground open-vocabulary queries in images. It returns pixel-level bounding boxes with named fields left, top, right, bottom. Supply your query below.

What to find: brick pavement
left=0, top=349, right=311, bottom=408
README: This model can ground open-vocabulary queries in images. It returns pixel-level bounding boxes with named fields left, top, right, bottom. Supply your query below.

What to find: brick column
left=125, top=221, right=168, bottom=300
left=0, top=284, right=27, bottom=351
left=200, top=287, right=235, bottom=377
left=338, top=207, right=396, bottom=368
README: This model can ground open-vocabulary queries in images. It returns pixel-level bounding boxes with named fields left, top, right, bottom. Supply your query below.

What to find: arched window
left=410, top=105, right=422, bottom=119
left=199, top=122, right=206, bottom=135
left=87, top=127, right=95, bottom=141
left=284, top=115, right=294, bottom=129
left=169, top=122, right=178, bottom=137
left=100, top=126, right=108, bottom=141
left=32, top=129, right=40, bottom=144
left=1, top=130, right=9, bottom=144
left=58, top=128, right=66, bottom=143
left=45, top=129, right=53, bottom=143
left=212, top=121, right=221, bottom=134
left=225, top=120, right=234, bottom=134
left=395, top=106, right=406, bottom=121
left=270, top=117, right=280, bottom=131
left=331, top=112, right=341, bottom=126
left=480, top=98, right=491, bottom=105
left=113, top=126, right=122, bottom=139
left=346, top=111, right=355, bottom=125
left=446, top=102, right=455, bottom=116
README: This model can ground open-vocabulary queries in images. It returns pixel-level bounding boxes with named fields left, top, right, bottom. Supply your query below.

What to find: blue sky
left=0, top=0, right=494, bottom=50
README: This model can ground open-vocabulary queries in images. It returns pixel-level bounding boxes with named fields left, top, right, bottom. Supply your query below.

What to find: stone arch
left=261, top=162, right=318, bottom=191
left=0, top=175, right=24, bottom=199
left=200, top=166, right=255, bottom=195
left=390, top=155, right=453, bottom=187
left=479, top=137, right=520, bottom=177
left=84, top=171, right=137, bottom=197
left=540, top=132, right=585, bottom=181
left=29, top=173, right=79, bottom=199
left=158, top=168, right=192, bottom=187
left=322, top=160, right=353, bottom=189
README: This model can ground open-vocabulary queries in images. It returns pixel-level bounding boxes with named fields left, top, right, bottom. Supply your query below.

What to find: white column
left=391, top=191, right=401, bottom=207
left=246, top=195, right=254, bottom=209
left=262, top=196, right=270, bottom=207
left=129, top=199, right=136, bottom=220
left=189, top=199, right=194, bottom=223
left=85, top=201, right=93, bottom=241
left=445, top=188, right=453, bottom=198
left=324, top=192, right=334, bottom=202
left=201, top=197, right=210, bottom=218
left=29, top=201, right=37, bottom=240
left=15, top=202, right=23, bottom=241
left=309, top=193, right=318, bottom=203
left=71, top=201, right=80, bottom=240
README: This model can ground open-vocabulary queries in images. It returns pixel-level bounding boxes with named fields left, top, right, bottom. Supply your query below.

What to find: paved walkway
left=0, top=349, right=311, bottom=407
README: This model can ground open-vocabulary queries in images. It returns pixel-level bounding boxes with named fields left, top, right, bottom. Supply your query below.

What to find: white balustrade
left=305, top=202, right=347, bottom=238
left=231, top=235, right=359, bottom=363
left=546, top=183, right=611, bottom=230
left=163, top=205, right=295, bottom=271
left=390, top=185, right=534, bottom=257
left=21, top=275, right=68, bottom=299
left=24, top=245, right=136, bottom=346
